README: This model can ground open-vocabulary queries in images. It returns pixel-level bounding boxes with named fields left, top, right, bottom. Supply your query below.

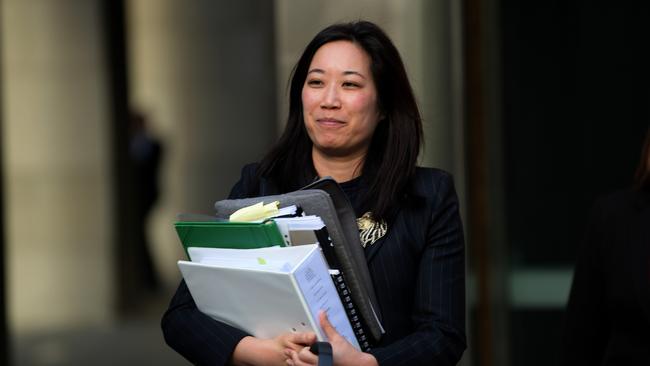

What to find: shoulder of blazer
left=411, top=166, right=456, bottom=201
left=230, top=162, right=281, bottom=198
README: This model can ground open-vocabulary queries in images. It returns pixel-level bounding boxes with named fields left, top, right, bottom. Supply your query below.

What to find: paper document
left=273, top=216, right=326, bottom=246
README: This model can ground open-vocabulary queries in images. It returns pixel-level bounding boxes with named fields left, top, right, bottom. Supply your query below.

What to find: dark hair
left=634, top=127, right=650, bottom=191
left=258, top=20, right=423, bottom=222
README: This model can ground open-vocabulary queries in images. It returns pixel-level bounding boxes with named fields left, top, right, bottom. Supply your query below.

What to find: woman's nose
left=320, top=85, right=341, bottom=109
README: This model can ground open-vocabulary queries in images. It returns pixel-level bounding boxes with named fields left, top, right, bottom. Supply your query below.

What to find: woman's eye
left=342, top=81, right=360, bottom=88
left=307, top=79, right=323, bottom=87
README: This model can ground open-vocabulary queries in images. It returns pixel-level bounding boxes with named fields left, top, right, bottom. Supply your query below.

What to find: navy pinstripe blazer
left=162, top=164, right=466, bottom=365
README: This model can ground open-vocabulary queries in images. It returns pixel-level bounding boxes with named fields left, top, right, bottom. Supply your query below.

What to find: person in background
left=130, top=111, right=162, bottom=292
left=162, top=20, right=466, bottom=366
left=560, top=127, right=650, bottom=365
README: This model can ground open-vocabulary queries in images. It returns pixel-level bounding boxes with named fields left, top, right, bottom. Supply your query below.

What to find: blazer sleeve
left=560, top=199, right=611, bottom=365
left=369, top=172, right=467, bottom=365
left=161, top=164, right=260, bottom=366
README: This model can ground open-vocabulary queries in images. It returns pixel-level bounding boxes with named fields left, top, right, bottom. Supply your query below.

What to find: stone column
left=2, top=0, right=113, bottom=331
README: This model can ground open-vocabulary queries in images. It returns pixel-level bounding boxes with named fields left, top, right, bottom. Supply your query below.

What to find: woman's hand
left=231, top=332, right=316, bottom=366
left=285, top=312, right=378, bottom=366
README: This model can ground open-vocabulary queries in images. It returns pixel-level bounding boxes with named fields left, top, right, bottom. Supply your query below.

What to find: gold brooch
left=356, top=212, right=387, bottom=248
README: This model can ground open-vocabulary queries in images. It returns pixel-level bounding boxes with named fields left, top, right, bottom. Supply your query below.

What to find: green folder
left=174, top=221, right=286, bottom=260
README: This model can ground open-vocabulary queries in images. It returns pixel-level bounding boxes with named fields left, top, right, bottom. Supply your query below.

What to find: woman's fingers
left=284, top=346, right=318, bottom=366
left=319, top=311, right=339, bottom=340
left=299, top=346, right=319, bottom=363
left=293, top=332, right=317, bottom=345
left=283, top=331, right=316, bottom=350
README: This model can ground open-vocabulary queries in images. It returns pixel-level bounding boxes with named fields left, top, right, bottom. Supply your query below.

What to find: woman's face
left=302, top=40, right=381, bottom=158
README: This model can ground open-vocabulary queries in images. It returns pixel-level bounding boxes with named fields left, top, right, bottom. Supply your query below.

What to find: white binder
left=178, top=244, right=361, bottom=350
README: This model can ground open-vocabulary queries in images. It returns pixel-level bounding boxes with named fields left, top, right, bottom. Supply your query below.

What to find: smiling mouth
left=316, top=118, right=345, bottom=126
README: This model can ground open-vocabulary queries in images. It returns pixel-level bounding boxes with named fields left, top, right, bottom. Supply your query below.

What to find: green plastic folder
left=174, top=221, right=286, bottom=260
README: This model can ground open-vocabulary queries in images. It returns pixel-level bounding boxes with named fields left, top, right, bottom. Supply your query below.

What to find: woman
left=560, top=128, right=650, bottom=364
left=162, top=21, right=466, bottom=366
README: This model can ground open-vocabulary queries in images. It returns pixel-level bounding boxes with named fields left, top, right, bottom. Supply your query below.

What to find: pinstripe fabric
left=162, top=164, right=466, bottom=365
left=364, top=168, right=466, bottom=365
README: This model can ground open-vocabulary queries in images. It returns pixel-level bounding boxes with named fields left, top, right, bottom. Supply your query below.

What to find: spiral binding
left=329, top=272, right=372, bottom=351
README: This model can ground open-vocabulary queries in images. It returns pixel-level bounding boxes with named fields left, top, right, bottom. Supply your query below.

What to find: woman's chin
left=314, top=145, right=356, bottom=158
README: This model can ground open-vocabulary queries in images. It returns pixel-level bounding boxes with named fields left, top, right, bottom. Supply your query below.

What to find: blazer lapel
left=364, top=205, right=418, bottom=264
left=364, top=233, right=388, bottom=263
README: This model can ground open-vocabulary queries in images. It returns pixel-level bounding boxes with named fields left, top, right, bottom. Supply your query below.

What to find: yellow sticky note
left=229, top=201, right=280, bottom=222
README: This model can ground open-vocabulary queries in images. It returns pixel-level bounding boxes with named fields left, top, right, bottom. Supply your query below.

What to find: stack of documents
left=175, top=195, right=380, bottom=351
left=209, top=179, right=386, bottom=349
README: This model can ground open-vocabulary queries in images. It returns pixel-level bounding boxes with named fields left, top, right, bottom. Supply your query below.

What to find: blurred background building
left=0, top=0, right=648, bottom=365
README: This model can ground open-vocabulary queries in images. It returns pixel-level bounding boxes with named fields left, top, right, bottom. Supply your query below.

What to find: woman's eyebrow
left=343, top=70, right=366, bottom=79
left=307, top=68, right=366, bottom=79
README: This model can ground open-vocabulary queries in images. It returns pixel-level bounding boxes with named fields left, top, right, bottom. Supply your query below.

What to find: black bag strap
left=310, top=342, right=333, bottom=366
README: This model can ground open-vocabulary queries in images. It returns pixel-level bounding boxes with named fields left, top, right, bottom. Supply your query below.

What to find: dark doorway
left=500, top=2, right=649, bottom=366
